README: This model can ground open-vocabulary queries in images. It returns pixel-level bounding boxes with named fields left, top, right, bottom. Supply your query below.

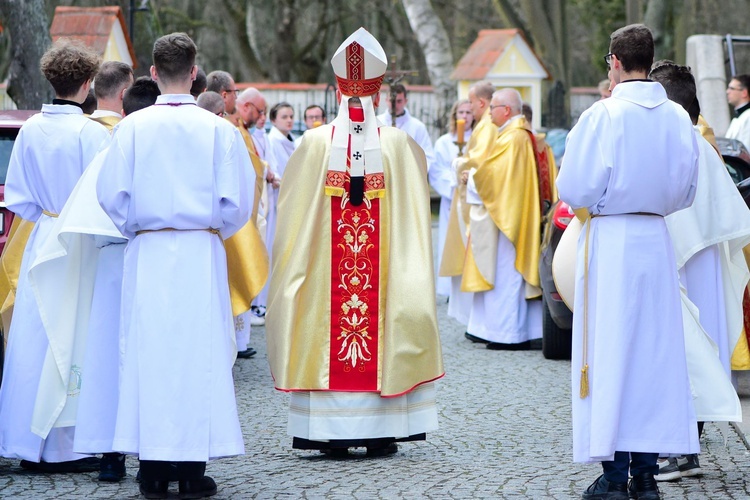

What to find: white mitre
left=326, top=27, right=387, bottom=202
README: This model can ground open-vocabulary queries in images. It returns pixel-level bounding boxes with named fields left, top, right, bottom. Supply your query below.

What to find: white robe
left=666, top=130, right=750, bottom=421
left=430, top=131, right=472, bottom=300
left=288, top=383, right=438, bottom=441
left=725, top=106, right=750, bottom=151
left=378, top=109, right=435, bottom=170
left=0, top=104, right=109, bottom=461
left=25, top=148, right=126, bottom=453
left=96, top=94, right=253, bottom=461
left=256, top=126, right=296, bottom=309
left=557, top=81, right=700, bottom=463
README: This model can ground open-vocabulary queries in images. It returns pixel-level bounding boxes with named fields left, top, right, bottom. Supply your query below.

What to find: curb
left=731, top=421, right=750, bottom=450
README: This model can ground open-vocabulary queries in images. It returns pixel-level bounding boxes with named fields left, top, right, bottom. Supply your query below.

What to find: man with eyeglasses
left=725, top=75, right=750, bottom=150
left=295, top=104, right=327, bottom=147
left=461, top=88, right=543, bottom=352
left=206, top=70, right=239, bottom=119
left=557, top=24, right=699, bottom=500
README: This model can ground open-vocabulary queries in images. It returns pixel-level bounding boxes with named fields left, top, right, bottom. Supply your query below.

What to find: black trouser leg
left=174, top=461, right=205, bottom=481
left=140, top=460, right=205, bottom=482
left=139, top=460, right=172, bottom=482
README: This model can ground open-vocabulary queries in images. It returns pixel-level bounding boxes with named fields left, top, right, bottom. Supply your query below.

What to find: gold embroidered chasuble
left=439, top=109, right=498, bottom=278
left=266, top=124, right=444, bottom=396
left=461, top=116, right=542, bottom=296
left=0, top=217, right=34, bottom=344
left=222, top=118, right=269, bottom=315
left=89, top=115, right=121, bottom=132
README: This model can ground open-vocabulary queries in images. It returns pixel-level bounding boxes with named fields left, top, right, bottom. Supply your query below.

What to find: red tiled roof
left=50, top=6, right=137, bottom=68
left=451, top=29, right=545, bottom=81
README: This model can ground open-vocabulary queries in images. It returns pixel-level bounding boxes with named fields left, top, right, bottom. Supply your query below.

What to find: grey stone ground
left=2, top=224, right=750, bottom=498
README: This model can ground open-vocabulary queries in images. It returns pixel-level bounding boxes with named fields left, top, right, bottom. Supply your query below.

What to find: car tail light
left=552, top=201, right=573, bottom=230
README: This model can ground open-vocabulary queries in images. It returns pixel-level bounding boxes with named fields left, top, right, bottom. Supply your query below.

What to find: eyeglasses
left=224, top=89, right=240, bottom=97
left=728, top=85, right=744, bottom=91
left=490, top=104, right=509, bottom=111
left=604, top=53, right=614, bottom=68
left=248, top=101, right=266, bottom=115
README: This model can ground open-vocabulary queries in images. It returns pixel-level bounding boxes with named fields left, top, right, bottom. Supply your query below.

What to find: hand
left=272, top=178, right=281, bottom=189
left=460, top=171, right=469, bottom=185
left=266, top=171, right=276, bottom=183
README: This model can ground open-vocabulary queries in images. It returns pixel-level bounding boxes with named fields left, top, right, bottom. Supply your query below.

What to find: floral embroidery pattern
left=335, top=207, right=376, bottom=371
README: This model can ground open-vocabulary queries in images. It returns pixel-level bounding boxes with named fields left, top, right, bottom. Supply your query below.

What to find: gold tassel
left=580, top=364, right=589, bottom=398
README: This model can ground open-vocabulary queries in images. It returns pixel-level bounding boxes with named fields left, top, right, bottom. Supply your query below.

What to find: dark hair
left=610, top=24, right=654, bottom=74
left=190, top=67, right=207, bottom=98
left=40, top=38, right=101, bottom=98
left=123, top=76, right=160, bottom=115
left=94, top=61, right=133, bottom=100
left=205, top=70, right=233, bottom=93
left=731, top=74, right=750, bottom=91
left=152, top=33, right=197, bottom=83
left=648, top=62, right=697, bottom=122
left=687, top=97, right=701, bottom=125
left=304, top=104, right=326, bottom=121
left=81, top=88, right=97, bottom=114
left=269, top=101, right=293, bottom=122
left=390, top=83, right=407, bottom=97
left=522, top=102, right=533, bottom=123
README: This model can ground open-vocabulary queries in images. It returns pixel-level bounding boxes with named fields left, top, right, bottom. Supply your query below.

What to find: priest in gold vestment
left=440, top=81, right=497, bottom=338
left=462, top=88, right=543, bottom=350
left=266, top=27, right=444, bottom=457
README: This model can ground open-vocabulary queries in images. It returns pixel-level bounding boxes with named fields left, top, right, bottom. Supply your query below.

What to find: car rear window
left=0, top=129, right=17, bottom=185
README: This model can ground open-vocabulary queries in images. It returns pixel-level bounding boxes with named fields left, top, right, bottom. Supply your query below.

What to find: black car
left=538, top=136, right=750, bottom=361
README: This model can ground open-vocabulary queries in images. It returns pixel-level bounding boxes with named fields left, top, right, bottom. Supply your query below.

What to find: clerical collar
left=395, top=111, right=406, bottom=118
left=735, top=102, right=750, bottom=118
left=52, top=98, right=83, bottom=109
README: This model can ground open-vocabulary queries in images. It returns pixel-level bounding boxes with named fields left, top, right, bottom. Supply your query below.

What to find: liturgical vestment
left=557, top=81, right=700, bottom=463
left=266, top=119, right=444, bottom=442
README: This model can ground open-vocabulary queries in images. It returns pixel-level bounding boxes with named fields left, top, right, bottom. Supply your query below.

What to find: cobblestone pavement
left=2, top=226, right=750, bottom=498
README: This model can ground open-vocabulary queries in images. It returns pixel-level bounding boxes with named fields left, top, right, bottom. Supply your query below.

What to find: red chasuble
left=328, top=106, right=381, bottom=391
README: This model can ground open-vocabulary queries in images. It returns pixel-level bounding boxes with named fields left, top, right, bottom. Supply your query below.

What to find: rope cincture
left=580, top=215, right=591, bottom=399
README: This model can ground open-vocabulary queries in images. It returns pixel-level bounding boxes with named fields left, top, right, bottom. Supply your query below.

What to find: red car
left=0, top=110, right=38, bottom=254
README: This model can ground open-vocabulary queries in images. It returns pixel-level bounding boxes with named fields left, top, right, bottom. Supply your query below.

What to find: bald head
left=494, top=88, right=522, bottom=114
left=197, top=91, right=225, bottom=116
left=236, top=87, right=267, bottom=128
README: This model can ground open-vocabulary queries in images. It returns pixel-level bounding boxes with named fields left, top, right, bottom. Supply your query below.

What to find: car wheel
left=542, top=296, right=572, bottom=360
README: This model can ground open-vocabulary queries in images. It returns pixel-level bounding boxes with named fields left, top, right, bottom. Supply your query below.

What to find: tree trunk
left=401, top=0, right=455, bottom=131
left=0, top=0, right=53, bottom=109
left=644, top=0, right=669, bottom=61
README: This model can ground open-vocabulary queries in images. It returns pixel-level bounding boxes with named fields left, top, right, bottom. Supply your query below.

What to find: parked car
left=0, top=110, right=36, bottom=383
left=539, top=199, right=575, bottom=359
left=0, top=110, right=37, bottom=254
left=538, top=135, right=750, bottom=360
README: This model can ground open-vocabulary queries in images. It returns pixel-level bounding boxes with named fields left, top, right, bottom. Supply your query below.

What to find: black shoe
left=366, top=442, right=398, bottom=457
left=320, top=448, right=349, bottom=458
left=464, top=332, right=489, bottom=344
left=486, top=341, right=531, bottom=351
left=236, top=348, right=257, bottom=359
left=140, top=479, right=169, bottom=499
left=20, top=456, right=101, bottom=473
left=98, top=453, right=126, bottom=482
left=581, top=474, right=628, bottom=500
left=628, top=472, right=660, bottom=500
left=179, top=475, right=218, bottom=499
